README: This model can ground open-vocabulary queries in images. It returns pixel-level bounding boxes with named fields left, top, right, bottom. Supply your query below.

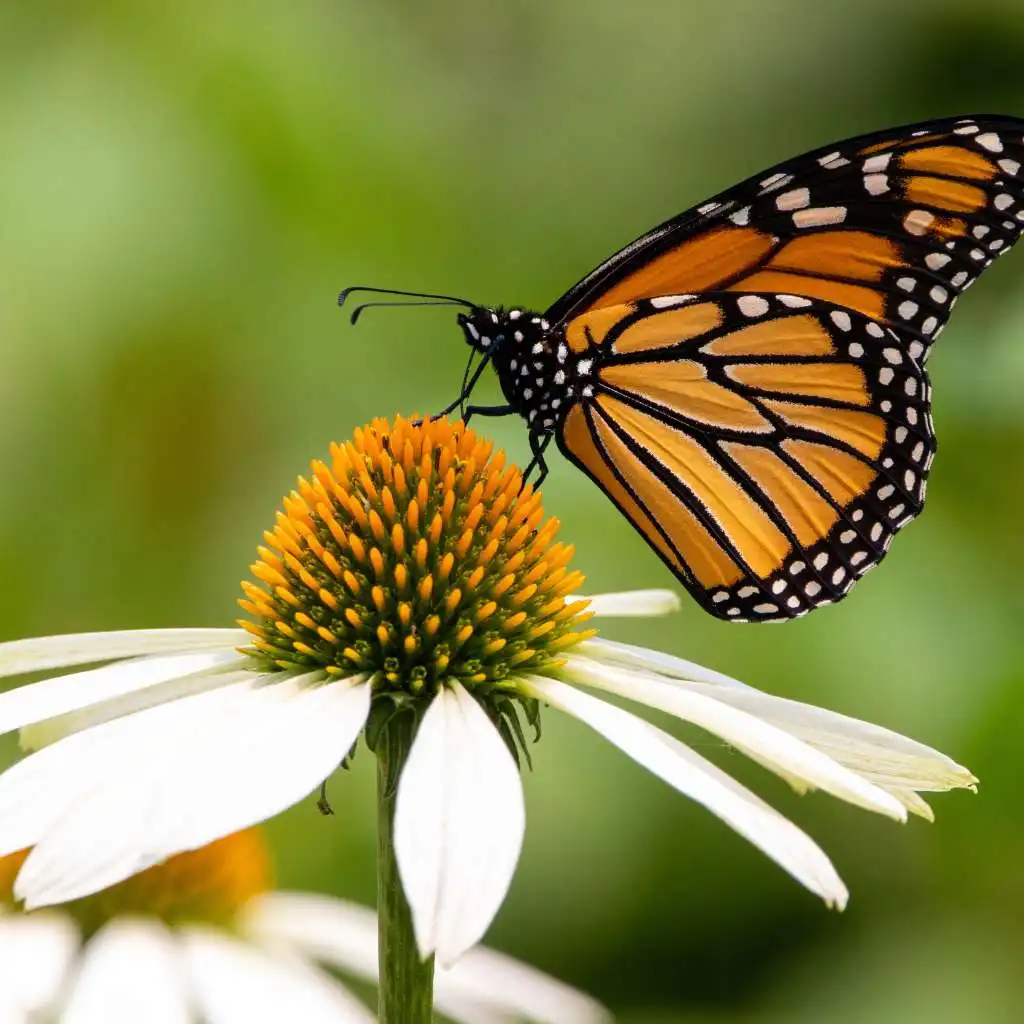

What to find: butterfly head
left=457, top=306, right=515, bottom=355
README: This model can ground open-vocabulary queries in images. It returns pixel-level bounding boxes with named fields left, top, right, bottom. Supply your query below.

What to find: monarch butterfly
left=341, top=115, right=1024, bottom=622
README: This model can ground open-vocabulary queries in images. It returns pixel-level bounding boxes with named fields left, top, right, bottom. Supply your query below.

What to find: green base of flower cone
left=377, top=714, right=435, bottom=1023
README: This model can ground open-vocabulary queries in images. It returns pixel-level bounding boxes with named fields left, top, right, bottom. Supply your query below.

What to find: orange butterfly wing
left=556, top=294, right=932, bottom=620
left=547, top=116, right=1024, bottom=365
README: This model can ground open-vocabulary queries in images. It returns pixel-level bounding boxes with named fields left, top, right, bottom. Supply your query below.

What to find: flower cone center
left=239, top=416, right=595, bottom=695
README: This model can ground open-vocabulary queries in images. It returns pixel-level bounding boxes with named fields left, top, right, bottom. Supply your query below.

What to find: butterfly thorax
left=458, top=306, right=586, bottom=433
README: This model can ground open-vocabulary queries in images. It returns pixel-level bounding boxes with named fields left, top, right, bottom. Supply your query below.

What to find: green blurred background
left=3, top=1, right=1024, bottom=1020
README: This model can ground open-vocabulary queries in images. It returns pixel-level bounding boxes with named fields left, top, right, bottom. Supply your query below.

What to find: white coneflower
left=0, top=416, right=975, bottom=1010
left=0, top=826, right=609, bottom=1023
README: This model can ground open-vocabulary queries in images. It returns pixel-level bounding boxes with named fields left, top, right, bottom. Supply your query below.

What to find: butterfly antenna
left=348, top=299, right=470, bottom=325
left=338, top=285, right=474, bottom=309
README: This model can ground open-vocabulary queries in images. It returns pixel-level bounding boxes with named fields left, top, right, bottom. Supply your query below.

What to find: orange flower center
left=238, top=416, right=595, bottom=694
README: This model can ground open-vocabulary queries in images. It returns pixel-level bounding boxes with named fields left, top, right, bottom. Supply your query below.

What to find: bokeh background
left=3, top=1, right=1024, bottom=1020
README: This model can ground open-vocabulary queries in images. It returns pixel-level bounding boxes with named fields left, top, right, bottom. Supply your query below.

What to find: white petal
left=244, top=892, right=610, bottom=1024
left=145, top=675, right=371, bottom=854
left=0, top=650, right=246, bottom=741
left=60, top=919, right=190, bottom=1024
left=683, top=686, right=975, bottom=793
left=395, top=682, right=526, bottom=966
left=0, top=912, right=79, bottom=1016
left=522, top=677, right=848, bottom=908
left=17, top=676, right=370, bottom=908
left=0, top=629, right=247, bottom=679
left=182, top=927, right=373, bottom=1024
left=886, top=787, right=935, bottom=821
left=563, top=655, right=906, bottom=821
left=240, top=892, right=378, bottom=981
left=19, top=666, right=257, bottom=751
left=578, top=590, right=681, bottom=617
left=580, top=638, right=753, bottom=689
left=0, top=681, right=256, bottom=868
left=14, top=679, right=282, bottom=905
left=586, top=639, right=975, bottom=793
left=438, top=942, right=613, bottom=1024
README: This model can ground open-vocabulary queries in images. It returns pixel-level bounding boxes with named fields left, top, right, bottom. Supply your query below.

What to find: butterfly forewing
left=555, top=294, right=934, bottom=621
left=546, top=115, right=1024, bottom=363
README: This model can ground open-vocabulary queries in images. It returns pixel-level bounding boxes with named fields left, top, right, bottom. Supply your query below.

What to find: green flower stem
left=377, top=715, right=435, bottom=1023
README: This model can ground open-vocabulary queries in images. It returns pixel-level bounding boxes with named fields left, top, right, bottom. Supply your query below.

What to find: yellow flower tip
left=0, top=830, right=271, bottom=935
left=239, top=416, right=592, bottom=694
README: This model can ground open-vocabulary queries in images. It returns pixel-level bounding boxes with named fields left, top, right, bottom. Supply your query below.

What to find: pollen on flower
left=0, top=830, right=271, bottom=936
left=239, top=416, right=595, bottom=694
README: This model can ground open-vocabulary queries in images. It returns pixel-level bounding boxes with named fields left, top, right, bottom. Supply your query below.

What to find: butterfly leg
left=462, top=404, right=514, bottom=425
left=426, top=353, right=494, bottom=422
left=521, top=431, right=553, bottom=491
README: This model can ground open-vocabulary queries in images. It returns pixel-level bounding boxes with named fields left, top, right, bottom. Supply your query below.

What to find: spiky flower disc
left=239, top=416, right=595, bottom=698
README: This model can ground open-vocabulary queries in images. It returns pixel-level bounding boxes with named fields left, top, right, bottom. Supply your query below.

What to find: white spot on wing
left=760, top=172, right=792, bottom=192
left=864, top=174, right=889, bottom=195
left=776, top=187, right=810, bottom=211
left=649, top=294, right=696, bottom=308
left=793, top=206, right=847, bottom=228
left=737, top=295, right=770, bottom=317
left=904, top=210, right=935, bottom=236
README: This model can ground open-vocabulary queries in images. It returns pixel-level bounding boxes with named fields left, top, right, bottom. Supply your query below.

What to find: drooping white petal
left=243, top=892, right=611, bottom=1024
left=59, top=919, right=189, bottom=1024
left=886, top=787, right=935, bottom=822
left=583, top=638, right=976, bottom=794
left=0, top=681, right=256, bottom=867
left=438, top=939, right=613, bottom=1024
left=240, top=892, right=378, bottom=981
left=681, top=683, right=975, bottom=793
left=0, top=913, right=79, bottom=1017
left=0, top=629, right=247, bottom=680
left=144, top=674, right=371, bottom=855
left=182, top=926, right=373, bottom=1024
left=579, top=590, right=681, bottom=617
left=17, top=675, right=370, bottom=908
left=19, top=667, right=258, bottom=752
left=522, top=677, right=849, bottom=908
left=563, top=655, right=906, bottom=821
left=0, top=650, right=246, bottom=740
left=579, top=638, right=749, bottom=689
left=395, top=682, right=526, bottom=966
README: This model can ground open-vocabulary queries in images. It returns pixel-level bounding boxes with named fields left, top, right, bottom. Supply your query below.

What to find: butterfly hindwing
left=555, top=293, right=934, bottom=621
left=545, top=115, right=1024, bottom=362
